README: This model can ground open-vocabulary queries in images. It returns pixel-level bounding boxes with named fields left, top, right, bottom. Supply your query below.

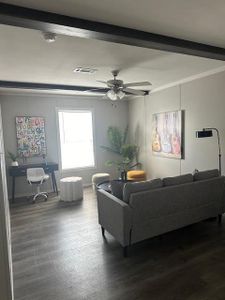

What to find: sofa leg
left=218, top=214, right=222, bottom=225
left=123, top=246, right=128, bottom=258
left=101, top=226, right=105, bottom=237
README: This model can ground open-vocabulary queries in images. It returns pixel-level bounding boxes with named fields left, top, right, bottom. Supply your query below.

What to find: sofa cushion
left=194, top=169, right=219, bottom=181
left=110, top=180, right=127, bottom=200
left=163, top=174, right=193, bottom=186
left=123, top=179, right=163, bottom=203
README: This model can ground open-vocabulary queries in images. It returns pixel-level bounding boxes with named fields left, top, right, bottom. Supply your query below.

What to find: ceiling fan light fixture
left=93, top=70, right=151, bottom=101
left=106, top=90, right=125, bottom=101
left=106, top=90, right=118, bottom=101
left=117, top=90, right=125, bottom=100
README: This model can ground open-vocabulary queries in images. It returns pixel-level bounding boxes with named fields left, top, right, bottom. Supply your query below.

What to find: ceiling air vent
left=73, top=67, right=98, bottom=74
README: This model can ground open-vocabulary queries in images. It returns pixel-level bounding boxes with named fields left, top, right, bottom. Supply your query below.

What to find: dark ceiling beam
left=1, top=3, right=225, bottom=61
left=0, top=80, right=150, bottom=95
left=0, top=80, right=109, bottom=93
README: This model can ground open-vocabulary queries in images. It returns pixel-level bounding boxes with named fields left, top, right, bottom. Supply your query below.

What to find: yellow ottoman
left=127, top=170, right=146, bottom=182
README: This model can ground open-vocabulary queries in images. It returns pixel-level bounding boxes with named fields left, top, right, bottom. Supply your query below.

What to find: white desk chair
left=27, top=168, right=49, bottom=203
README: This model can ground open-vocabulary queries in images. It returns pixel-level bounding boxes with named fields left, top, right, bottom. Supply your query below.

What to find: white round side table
left=60, top=176, right=83, bottom=202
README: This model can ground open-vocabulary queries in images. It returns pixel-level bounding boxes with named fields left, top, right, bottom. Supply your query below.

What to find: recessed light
left=73, top=67, right=98, bottom=74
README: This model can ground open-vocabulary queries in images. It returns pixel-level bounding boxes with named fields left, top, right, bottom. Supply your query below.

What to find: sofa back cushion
left=110, top=180, right=127, bottom=200
left=194, top=169, right=219, bottom=181
left=123, top=179, right=163, bottom=203
left=129, top=176, right=225, bottom=244
left=163, top=174, right=193, bottom=186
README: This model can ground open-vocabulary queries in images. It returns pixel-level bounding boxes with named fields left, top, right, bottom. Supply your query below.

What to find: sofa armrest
left=97, top=189, right=132, bottom=247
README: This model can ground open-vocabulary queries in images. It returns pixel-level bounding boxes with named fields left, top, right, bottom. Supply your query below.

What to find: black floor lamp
left=196, top=128, right=221, bottom=175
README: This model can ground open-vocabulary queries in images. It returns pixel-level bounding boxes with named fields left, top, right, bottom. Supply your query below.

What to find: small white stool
left=60, top=177, right=83, bottom=202
left=92, top=173, right=110, bottom=192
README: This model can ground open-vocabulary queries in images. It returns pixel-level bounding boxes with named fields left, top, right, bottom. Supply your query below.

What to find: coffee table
left=96, top=180, right=111, bottom=193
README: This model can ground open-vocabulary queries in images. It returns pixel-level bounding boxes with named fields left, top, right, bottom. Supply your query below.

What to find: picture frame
left=16, top=116, right=47, bottom=158
left=152, top=110, right=184, bottom=159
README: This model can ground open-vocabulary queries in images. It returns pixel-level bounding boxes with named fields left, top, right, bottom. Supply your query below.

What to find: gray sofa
left=97, top=169, right=225, bottom=256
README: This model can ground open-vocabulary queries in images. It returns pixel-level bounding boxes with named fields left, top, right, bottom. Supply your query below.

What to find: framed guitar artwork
left=152, top=110, right=184, bottom=159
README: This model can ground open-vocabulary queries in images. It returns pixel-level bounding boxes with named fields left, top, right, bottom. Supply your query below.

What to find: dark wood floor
left=10, top=187, right=225, bottom=300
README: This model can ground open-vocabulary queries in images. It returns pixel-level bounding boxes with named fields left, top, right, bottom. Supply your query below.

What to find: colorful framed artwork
left=152, top=110, right=184, bottom=159
left=16, top=116, right=47, bottom=158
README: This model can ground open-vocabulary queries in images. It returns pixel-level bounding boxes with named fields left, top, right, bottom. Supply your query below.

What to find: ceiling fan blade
left=123, top=88, right=146, bottom=96
left=97, top=80, right=115, bottom=88
left=124, top=81, right=152, bottom=87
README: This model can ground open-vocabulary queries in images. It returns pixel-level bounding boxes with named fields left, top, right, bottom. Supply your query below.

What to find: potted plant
left=101, top=126, right=139, bottom=180
left=7, top=151, right=19, bottom=167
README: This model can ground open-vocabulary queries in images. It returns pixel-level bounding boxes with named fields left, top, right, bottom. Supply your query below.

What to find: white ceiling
left=0, top=24, right=225, bottom=95
left=2, top=0, right=225, bottom=48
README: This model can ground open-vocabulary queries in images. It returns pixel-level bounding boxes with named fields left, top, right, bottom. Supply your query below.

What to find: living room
left=1, top=1, right=225, bottom=300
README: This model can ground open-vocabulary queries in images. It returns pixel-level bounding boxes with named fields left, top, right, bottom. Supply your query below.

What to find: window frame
left=56, top=107, right=96, bottom=172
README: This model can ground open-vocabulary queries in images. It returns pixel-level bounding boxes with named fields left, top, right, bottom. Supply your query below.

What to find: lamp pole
left=203, top=128, right=221, bottom=175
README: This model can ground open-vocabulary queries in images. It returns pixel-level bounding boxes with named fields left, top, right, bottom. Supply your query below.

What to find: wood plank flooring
left=10, top=187, right=225, bottom=300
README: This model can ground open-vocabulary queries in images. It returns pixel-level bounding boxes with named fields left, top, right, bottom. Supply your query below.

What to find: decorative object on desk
left=101, top=126, right=138, bottom=180
left=152, top=110, right=184, bottom=159
left=196, top=128, right=221, bottom=175
left=7, top=151, right=19, bottom=166
left=16, top=116, right=47, bottom=158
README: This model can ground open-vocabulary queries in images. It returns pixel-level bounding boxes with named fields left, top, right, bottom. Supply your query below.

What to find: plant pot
left=120, top=171, right=127, bottom=181
left=11, top=161, right=19, bottom=167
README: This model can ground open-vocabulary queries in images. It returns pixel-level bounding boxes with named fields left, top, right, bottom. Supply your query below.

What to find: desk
left=9, top=162, right=59, bottom=202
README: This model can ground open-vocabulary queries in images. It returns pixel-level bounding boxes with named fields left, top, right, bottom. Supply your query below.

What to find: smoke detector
left=73, top=67, right=98, bottom=74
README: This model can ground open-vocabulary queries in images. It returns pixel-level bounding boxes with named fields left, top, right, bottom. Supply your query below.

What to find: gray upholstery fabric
left=129, top=177, right=225, bottom=244
left=97, top=175, right=225, bottom=247
left=163, top=173, right=193, bottom=186
left=96, top=189, right=132, bottom=246
left=123, top=179, right=163, bottom=203
left=110, top=180, right=127, bottom=200
left=194, top=169, right=219, bottom=181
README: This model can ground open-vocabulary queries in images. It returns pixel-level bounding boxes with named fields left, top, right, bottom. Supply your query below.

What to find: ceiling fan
left=89, top=70, right=151, bottom=101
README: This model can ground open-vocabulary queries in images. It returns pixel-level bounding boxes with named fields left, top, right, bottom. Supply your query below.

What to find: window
left=58, top=110, right=95, bottom=170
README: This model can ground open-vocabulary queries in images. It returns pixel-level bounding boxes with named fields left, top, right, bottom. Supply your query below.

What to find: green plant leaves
left=100, top=145, right=120, bottom=155
left=7, top=151, right=18, bottom=161
left=107, top=126, right=123, bottom=152
left=121, top=144, right=138, bottom=161
left=101, top=126, right=139, bottom=174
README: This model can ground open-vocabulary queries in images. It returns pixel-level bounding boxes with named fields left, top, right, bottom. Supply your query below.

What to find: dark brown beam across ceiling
left=0, top=80, right=109, bottom=93
left=1, top=3, right=225, bottom=61
left=0, top=80, right=150, bottom=95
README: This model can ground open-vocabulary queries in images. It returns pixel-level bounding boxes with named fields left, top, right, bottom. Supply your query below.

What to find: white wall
left=129, top=71, right=225, bottom=179
left=0, top=93, right=128, bottom=198
left=0, top=104, right=13, bottom=300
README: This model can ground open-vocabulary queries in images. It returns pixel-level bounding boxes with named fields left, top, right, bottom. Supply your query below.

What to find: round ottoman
left=127, top=170, right=146, bottom=182
left=60, top=177, right=83, bottom=202
left=92, top=173, right=110, bottom=192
